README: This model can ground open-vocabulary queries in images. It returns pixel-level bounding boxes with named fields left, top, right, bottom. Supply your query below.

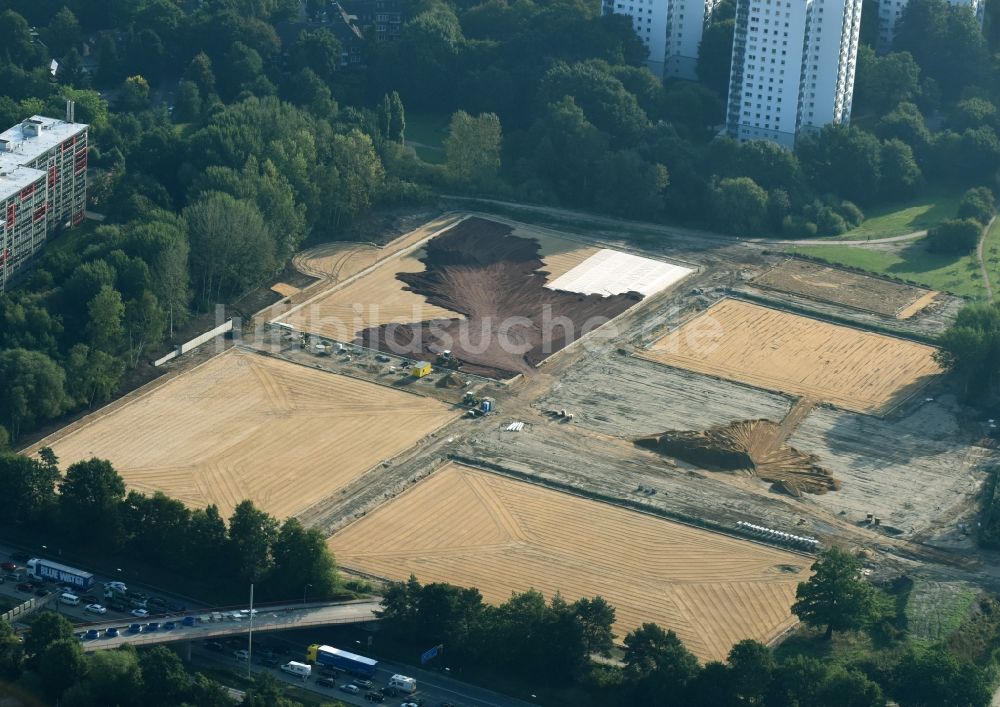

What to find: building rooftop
left=0, top=115, right=88, bottom=166
left=0, top=163, right=46, bottom=200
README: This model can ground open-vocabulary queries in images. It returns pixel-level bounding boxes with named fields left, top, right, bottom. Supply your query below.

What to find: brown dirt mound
left=636, top=419, right=840, bottom=495
left=437, top=372, right=467, bottom=388
left=359, top=217, right=640, bottom=379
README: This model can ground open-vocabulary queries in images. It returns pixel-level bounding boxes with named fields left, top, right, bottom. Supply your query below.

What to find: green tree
left=288, top=29, right=342, bottom=82
left=186, top=504, right=229, bottom=572
left=188, top=673, right=237, bottom=707
left=388, top=90, right=406, bottom=143
left=184, top=52, right=216, bottom=97
left=119, top=75, right=151, bottom=112
left=58, top=458, right=127, bottom=549
left=594, top=150, right=669, bottom=218
left=0, top=348, right=67, bottom=440
left=321, top=129, right=386, bottom=231
left=853, top=47, right=921, bottom=116
left=726, top=640, right=774, bottom=705
left=174, top=80, right=201, bottom=122
left=184, top=191, right=276, bottom=303
left=124, top=291, right=166, bottom=367
left=766, top=654, right=830, bottom=707
left=926, top=218, right=982, bottom=254
left=0, top=452, right=59, bottom=525
left=228, top=500, right=278, bottom=583
left=284, top=67, right=337, bottom=117
left=876, top=102, right=932, bottom=158
left=697, top=19, right=735, bottom=95
left=818, top=667, right=885, bottom=707
left=950, top=97, right=997, bottom=132
left=792, top=548, right=881, bottom=639
left=528, top=96, right=609, bottom=204
left=265, top=518, right=339, bottom=601
left=140, top=645, right=191, bottom=706
left=879, top=139, right=923, bottom=200
left=797, top=125, right=882, bottom=205
left=891, top=645, right=989, bottom=707
left=572, top=596, right=616, bottom=656
left=0, top=620, right=23, bottom=680
left=86, top=285, right=126, bottom=355
left=122, top=491, right=190, bottom=568
left=24, top=611, right=74, bottom=658
left=46, top=6, right=82, bottom=56
left=958, top=187, right=996, bottom=225
left=709, top=177, right=769, bottom=235
left=38, top=637, right=87, bottom=699
left=623, top=623, right=701, bottom=702
left=64, top=343, right=123, bottom=408
left=0, top=10, right=41, bottom=67
left=444, top=111, right=502, bottom=190
left=64, top=646, right=143, bottom=705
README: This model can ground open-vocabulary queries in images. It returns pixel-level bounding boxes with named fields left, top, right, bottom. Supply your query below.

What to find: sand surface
left=330, top=462, right=811, bottom=662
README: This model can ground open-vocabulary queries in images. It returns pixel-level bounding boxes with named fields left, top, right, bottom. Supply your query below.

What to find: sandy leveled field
left=277, top=218, right=599, bottom=341
left=329, top=462, right=811, bottom=662
left=752, top=259, right=939, bottom=319
left=36, top=348, right=456, bottom=519
left=639, top=299, right=942, bottom=414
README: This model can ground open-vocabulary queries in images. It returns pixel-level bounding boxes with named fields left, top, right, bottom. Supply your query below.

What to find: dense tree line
left=0, top=0, right=996, bottom=441
left=0, top=450, right=341, bottom=602
left=379, top=550, right=991, bottom=706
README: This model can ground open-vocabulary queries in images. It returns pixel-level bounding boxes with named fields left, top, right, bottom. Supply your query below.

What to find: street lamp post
left=303, top=583, right=312, bottom=604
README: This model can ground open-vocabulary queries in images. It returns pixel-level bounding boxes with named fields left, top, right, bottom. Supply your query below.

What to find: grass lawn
left=832, top=190, right=963, bottom=241
left=787, top=240, right=985, bottom=299
left=405, top=112, right=448, bottom=164
left=905, top=581, right=978, bottom=643
left=981, top=217, right=1000, bottom=298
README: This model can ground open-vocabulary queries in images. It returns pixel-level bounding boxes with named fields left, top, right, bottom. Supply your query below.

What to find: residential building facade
left=0, top=113, right=88, bottom=291
left=725, top=0, right=863, bottom=148
left=602, top=0, right=715, bottom=80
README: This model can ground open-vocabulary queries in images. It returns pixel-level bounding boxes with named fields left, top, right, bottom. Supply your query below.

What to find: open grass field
left=830, top=190, right=962, bottom=241
left=752, top=259, right=939, bottom=319
left=786, top=241, right=985, bottom=299
left=329, top=462, right=812, bottom=662
left=638, top=299, right=942, bottom=414
left=277, top=217, right=599, bottom=342
left=32, top=348, right=457, bottom=520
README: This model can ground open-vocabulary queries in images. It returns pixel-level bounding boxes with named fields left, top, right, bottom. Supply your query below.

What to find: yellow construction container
left=410, top=361, right=432, bottom=378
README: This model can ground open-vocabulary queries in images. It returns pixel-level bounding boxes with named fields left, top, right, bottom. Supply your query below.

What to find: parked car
left=320, top=667, right=340, bottom=679
left=380, top=686, right=398, bottom=698
left=80, top=594, right=98, bottom=603
left=131, top=608, right=149, bottom=618
left=104, top=581, right=127, bottom=593
left=106, top=627, right=119, bottom=638
left=85, top=604, right=107, bottom=615
left=163, top=621, right=176, bottom=631
left=15, top=583, right=32, bottom=592
left=205, top=641, right=224, bottom=652
left=182, top=616, right=197, bottom=627
left=146, top=596, right=168, bottom=610
left=146, top=622, right=160, bottom=632
left=233, top=649, right=249, bottom=662
left=259, top=656, right=279, bottom=667
left=353, top=678, right=373, bottom=689
left=364, top=692, right=385, bottom=703
left=317, top=677, right=337, bottom=688
left=0, top=561, right=17, bottom=572
left=127, top=623, right=142, bottom=634
left=340, top=684, right=360, bottom=695
left=85, top=629, right=100, bottom=640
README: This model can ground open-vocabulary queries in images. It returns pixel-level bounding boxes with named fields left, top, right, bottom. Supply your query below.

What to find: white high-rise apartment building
left=602, top=0, right=716, bottom=80
left=725, top=0, right=863, bottom=148
left=877, top=0, right=984, bottom=50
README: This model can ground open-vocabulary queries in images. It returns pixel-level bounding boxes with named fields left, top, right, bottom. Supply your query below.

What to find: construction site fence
left=153, top=317, right=237, bottom=366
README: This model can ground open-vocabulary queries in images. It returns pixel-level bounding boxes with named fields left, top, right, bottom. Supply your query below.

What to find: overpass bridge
left=75, top=598, right=381, bottom=652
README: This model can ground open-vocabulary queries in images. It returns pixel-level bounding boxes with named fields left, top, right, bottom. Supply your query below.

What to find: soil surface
left=360, top=217, right=640, bottom=378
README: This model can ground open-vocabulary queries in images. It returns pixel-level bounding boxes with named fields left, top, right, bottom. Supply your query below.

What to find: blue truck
left=306, top=644, right=378, bottom=678
left=25, top=558, right=95, bottom=591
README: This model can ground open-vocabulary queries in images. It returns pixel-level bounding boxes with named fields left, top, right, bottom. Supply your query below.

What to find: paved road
left=76, top=600, right=380, bottom=651
left=192, top=642, right=539, bottom=707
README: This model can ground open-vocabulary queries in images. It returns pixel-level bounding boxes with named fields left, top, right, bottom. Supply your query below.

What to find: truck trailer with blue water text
left=25, top=558, right=95, bottom=590
left=306, top=644, right=378, bottom=678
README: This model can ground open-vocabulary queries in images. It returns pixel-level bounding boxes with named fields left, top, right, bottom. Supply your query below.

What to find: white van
left=60, top=592, right=80, bottom=606
left=280, top=661, right=312, bottom=680
left=389, top=674, right=417, bottom=693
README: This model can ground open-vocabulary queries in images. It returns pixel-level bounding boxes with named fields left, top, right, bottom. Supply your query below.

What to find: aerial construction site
left=27, top=209, right=994, bottom=662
